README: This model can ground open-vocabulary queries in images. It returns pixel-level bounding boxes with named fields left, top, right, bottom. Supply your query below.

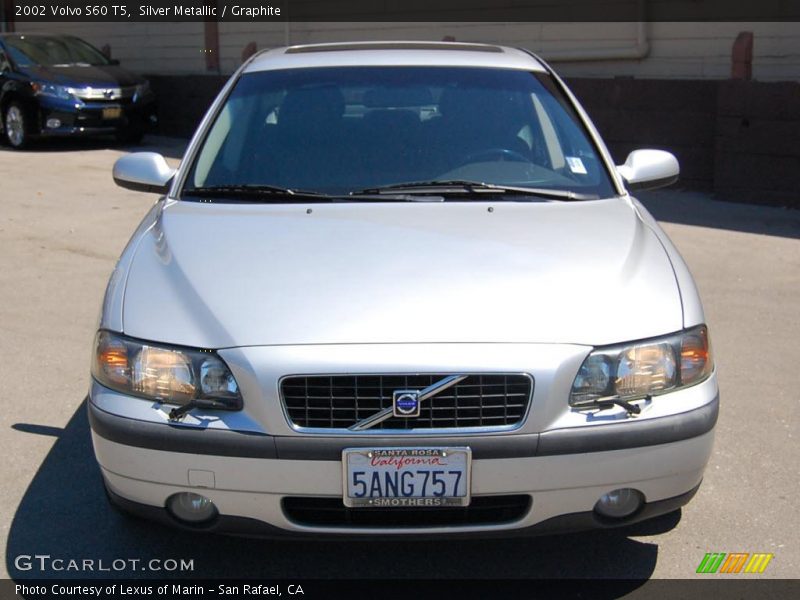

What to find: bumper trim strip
left=536, top=395, right=718, bottom=456
left=87, top=401, right=277, bottom=459
left=88, top=395, right=717, bottom=460
left=275, top=433, right=538, bottom=460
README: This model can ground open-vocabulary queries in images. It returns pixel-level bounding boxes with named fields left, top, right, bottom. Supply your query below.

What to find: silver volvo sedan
left=90, top=41, right=718, bottom=537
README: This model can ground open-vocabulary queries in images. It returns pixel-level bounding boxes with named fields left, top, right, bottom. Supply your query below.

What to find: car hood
left=22, top=64, right=143, bottom=87
left=121, top=198, right=682, bottom=348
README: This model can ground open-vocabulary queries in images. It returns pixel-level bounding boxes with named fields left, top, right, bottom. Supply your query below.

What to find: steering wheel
left=460, top=147, right=531, bottom=166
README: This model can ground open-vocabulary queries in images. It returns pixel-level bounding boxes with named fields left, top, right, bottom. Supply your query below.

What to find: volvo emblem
left=392, top=390, right=421, bottom=417
left=349, top=375, right=467, bottom=431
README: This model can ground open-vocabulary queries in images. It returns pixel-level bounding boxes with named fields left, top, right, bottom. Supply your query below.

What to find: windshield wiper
left=183, top=185, right=446, bottom=203
left=352, top=180, right=597, bottom=201
left=181, top=182, right=592, bottom=203
left=182, top=184, right=332, bottom=201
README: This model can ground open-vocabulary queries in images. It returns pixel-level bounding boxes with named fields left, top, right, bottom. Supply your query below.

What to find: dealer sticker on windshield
left=343, top=447, right=471, bottom=508
left=565, top=156, right=588, bottom=174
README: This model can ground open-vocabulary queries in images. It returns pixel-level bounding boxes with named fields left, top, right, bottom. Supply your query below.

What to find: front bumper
left=89, top=341, right=718, bottom=536
left=34, top=95, right=157, bottom=137
left=89, top=391, right=717, bottom=537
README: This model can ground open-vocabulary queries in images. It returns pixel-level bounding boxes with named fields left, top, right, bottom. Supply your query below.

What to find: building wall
left=12, top=21, right=800, bottom=81
left=12, top=21, right=207, bottom=73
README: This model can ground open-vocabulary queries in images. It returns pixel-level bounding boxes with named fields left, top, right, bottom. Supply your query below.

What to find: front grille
left=281, top=374, right=532, bottom=430
left=283, top=495, right=531, bottom=527
left=74, top=86, right=137, bottom=102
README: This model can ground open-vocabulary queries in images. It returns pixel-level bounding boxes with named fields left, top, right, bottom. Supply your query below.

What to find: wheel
left=115, top=127, right=145, bottom=144
left=4, top=102, right=31, bottom=149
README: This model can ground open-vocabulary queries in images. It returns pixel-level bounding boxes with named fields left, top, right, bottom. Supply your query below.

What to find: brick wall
left=713, top=80, right=800, bottom=206
left=569, top=78, right=800, bottom=207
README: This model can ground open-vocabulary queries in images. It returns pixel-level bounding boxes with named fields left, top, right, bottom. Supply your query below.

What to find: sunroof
left=285, top=42, right=504, bottom=54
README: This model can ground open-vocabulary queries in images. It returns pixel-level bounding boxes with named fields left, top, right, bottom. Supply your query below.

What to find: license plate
left=342, top=447, right=471, bottom=507
left=102, top=107, right=122, bottom=120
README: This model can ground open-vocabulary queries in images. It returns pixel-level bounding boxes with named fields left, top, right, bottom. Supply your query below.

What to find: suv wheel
left=4, top=102, right=31, bottom=149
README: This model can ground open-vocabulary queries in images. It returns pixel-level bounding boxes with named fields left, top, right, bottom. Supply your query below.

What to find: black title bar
left=6, top=579, right=800, bottom=600
left=5, top=0, right=800, bottom=23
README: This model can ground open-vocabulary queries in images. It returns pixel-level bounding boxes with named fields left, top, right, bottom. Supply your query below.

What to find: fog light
left=594, top=488, right=643, bottom=519
left=166, top=492, right=217, bottom=524
left=46, top=118, right=61, bottom=129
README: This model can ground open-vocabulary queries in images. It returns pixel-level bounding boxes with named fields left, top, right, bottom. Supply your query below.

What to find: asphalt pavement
left=0, top=137, right=797, bottom=583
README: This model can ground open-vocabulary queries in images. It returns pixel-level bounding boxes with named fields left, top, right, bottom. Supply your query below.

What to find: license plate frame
left=102, top=106, right=122, bottom=120
left=342, top=447, right=471, bottom=508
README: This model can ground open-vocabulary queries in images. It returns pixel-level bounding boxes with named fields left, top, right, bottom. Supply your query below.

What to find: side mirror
left=616, top=149, right=679, bottom=191
left=113, top=152, right=176, bottom=194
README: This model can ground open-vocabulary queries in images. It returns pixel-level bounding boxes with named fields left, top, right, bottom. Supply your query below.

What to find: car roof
left=244, top=41, right=547, bottom=73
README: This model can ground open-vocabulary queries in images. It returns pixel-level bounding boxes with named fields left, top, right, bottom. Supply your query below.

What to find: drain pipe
left=542, top=1, right=650, bottom=62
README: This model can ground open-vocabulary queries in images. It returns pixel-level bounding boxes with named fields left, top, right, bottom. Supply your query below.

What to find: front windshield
left=186, top=66, right=616, bottom=198
left=5, top=35, right=111, bottom=67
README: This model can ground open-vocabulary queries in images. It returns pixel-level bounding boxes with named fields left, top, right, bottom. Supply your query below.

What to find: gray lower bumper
left=104, top=481, right=701, bottom=539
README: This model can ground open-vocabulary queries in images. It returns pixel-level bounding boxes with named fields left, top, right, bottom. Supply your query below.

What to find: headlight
left=31, top=82, right=76, bottom=101
left=92, top=330, right=242, bottom=410
left=570, top=325, right=712, bottom=407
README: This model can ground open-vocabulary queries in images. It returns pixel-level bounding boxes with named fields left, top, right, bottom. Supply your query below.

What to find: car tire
left=4, top=102, right=32, bottom=149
